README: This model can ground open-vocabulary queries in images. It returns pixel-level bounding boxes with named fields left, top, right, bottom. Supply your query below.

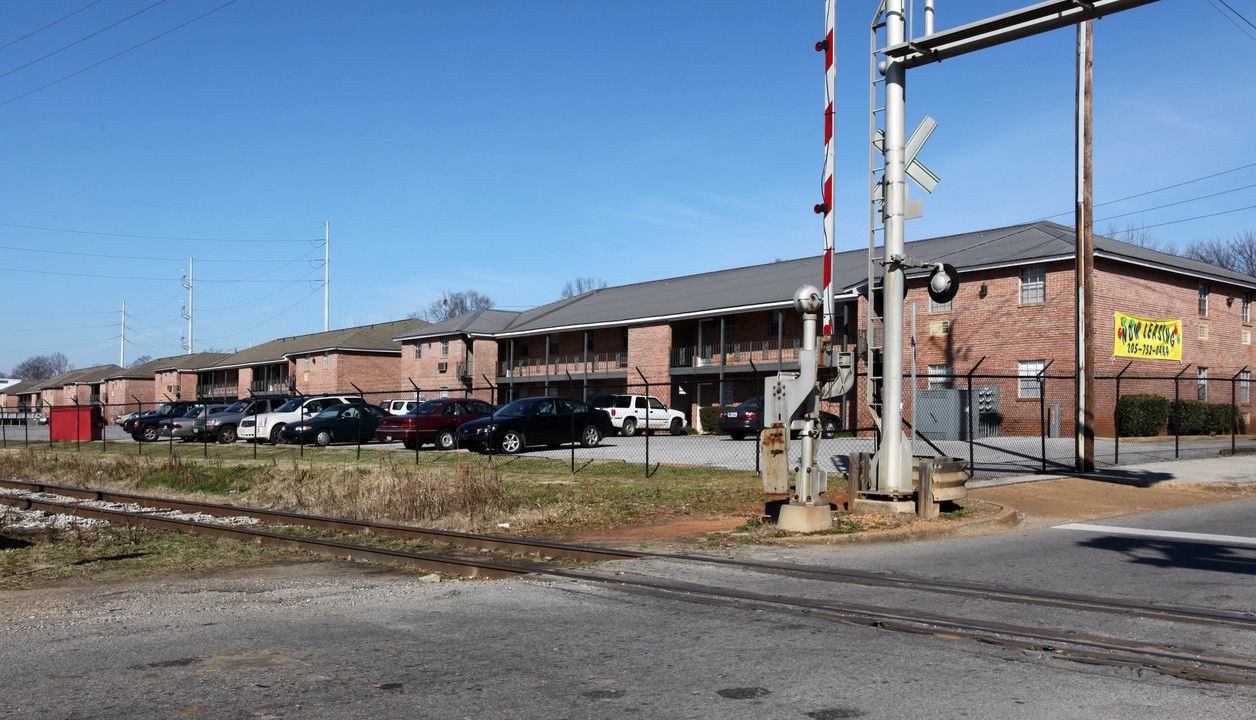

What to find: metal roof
left=208, top=318, right=427, bottom=370
left=391, top=221, right=1256, bottom=341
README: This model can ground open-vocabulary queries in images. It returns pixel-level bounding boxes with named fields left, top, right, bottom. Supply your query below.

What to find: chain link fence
left=4, top=366, right=1252, bottom=479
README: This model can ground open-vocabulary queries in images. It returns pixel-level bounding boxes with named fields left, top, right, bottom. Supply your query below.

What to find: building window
left=769, top=309, right=782, bottom=337
left=323, top=351, right=330, bottom=365
left=414, top=344, right=421, bottom=359
left=1018, top=360, right=1045, bottom=398
left=305, top=357, right=311, bottom=370
left=1199, top=282, right=1209, bottom=318
left=440, top=340, right=449, bottom=357
left=930, top=296, right=952, bottom=312
left=1244, top=292, right=1251, bottom=323
left=720, top=383, right=734, bottom=405
left=1241, top=371, right=1251, bottom=405
left=548, top=333, right=561, bottom=355
left=927, top=364, right=953, bottom=389
left=723, top=315, right=735, bottom=342
left=1197, top=367, right=1208, bottom=402
left=1020, top=266, right=1045, bottom=304
left=439, top=387, right=449, bottom=399
left=621, top=328, right=629, bottom=350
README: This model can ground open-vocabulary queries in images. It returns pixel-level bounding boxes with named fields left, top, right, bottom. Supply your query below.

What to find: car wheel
left=821, top=417, right=838, bottom=439
left=621, top=417, right=637, bottom=437
left=269, top=424, right=285, bottom=445
left=729, top=431, right=745, bottom=441
left=435, top=428, right=456, bottom=451
left=581, top=424, right=602, bottom=448
left=315, top=429, right=332, bottom=447
left=669, top=418, right=684, bottom=436
left=500, top=429, right=524, bottom=454
left=218, top=425, right=237, bottom=444
left=402, top=438, right=418, bottom=450
left=141, top=425, right=159, bottom=442
left=131, top=432, right=142, bottom=442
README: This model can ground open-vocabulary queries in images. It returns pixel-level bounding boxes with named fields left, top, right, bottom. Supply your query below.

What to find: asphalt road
left=3, top=458, right=1256, bottom=718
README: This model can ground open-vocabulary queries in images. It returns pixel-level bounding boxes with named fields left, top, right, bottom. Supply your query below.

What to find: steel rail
left=4, top=483, right=1255, bottom=684
left=0, top=478, right=641, bottom=564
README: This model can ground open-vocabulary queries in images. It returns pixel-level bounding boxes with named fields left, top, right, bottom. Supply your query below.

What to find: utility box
left=49, top=405, right=104, bottom=442
left=915, top=387, right=999, bottom=441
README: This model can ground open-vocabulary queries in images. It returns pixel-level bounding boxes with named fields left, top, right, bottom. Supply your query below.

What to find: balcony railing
left=669, top=340, right=801, bottom=368
left=197, top=381, right=239, bottom=399
left=498, top=352, right=628, bottom=379
left=456, top=361, right=473, bottom=379
left=250, top=376, right=293, bottom=394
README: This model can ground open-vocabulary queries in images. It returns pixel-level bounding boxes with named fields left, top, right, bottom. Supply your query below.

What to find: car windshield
left=416, top=400, right=445, bottom=415
left=493, top=398, right=537, bottom=419
left=275, top=398, right=303, bottom=413
left=155, top=403, right=177, bottom=415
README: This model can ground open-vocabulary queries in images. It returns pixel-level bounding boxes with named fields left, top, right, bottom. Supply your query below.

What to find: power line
left=0, top=243, right=320, bottom=263
left=1106, top=203, right=1256, bottom=234
left=1206, top=0, right=1256, bottom=42
left=1094, top=181, right=1256, bottom=224
left=0, top=221, right=311, bottom=243
left=198, top=286, right=323, bottom=343
left=1037, top=160, right=1256, bottom=221
left=0, top=0, right=105, bottom=52
left=0, top=0, right=170, bottom=82
left=199, top=269, right=323, bottom=311
left=0, top=0, right=241, bottom=109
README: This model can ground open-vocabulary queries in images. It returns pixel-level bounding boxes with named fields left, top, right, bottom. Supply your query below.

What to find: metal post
left=75, top=398, right=81, bottom=453
left=324, top=221, right=330, bottom=332
left=1232, top=367, right=1246, bottom=455
left=407, top=378, right=422, bottom=464
left=965, top=357, right=985, bottom=478
left=131, top=395, right=142, bottom=456
left=636, top=367, right=651, bottom=478
left=1114, top=361, right=1132, bottom=465
left=351, top=382, right=364, bottom=462
left=876, top=0, right=909, bottom=494
left=1174, top=366, right=1189, bottom=458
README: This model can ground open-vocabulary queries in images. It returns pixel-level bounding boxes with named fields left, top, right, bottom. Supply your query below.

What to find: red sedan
left=374, top=397, right=496, bottom=450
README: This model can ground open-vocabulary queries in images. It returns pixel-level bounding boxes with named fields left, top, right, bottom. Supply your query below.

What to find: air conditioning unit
left=437, top=362, right=448, bottom=373
left=929, top=320, right=950, bottom=338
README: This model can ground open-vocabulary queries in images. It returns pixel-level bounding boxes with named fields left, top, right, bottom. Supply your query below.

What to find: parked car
left=238, top=394, right=363, bottom=444
left=123, top=401, right=198, bottom=442
left=159, top=404, right=229, bottom=442
left=201, top=396, right=285, bottom=444
left=717, top=397, right=840, bottom=441
left=375, top=397, right=496, bottom=450
left=379, top=399, right=419, bottom=416
left=278, top=402, right=387, bottom=446
left=590, top=394, right=686, bottom=436
left=456, top=396, right=614, bottom=454
left=113, top=410, right=143, bottom=426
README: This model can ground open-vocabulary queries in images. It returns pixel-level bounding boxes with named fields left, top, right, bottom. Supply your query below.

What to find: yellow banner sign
left=1115, top=312, right=1182, bottom=360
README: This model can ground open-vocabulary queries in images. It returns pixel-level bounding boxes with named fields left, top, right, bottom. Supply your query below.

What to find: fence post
left=75, top=398, right=81, bottom=453
left=130, top=395, right=142, bottom=456
left=965, top=357, right=985, bottom=478
left=1173, top=365, right=1190, bottom=459
left=636, top=368, right=651, bottom=478
left=1233, top=367, right=1246, bottom=456
left=1114, top=361, right=1132, bottom=465
left=351, top=382, right=365, bottom=462
left=1037, top=360, right=1054, bottom=474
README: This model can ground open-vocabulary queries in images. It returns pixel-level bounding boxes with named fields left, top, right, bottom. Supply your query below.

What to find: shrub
left=1117, top=394, right=1169, bottom=437
left=700, top=405, right=736, bottom=435
left=1169, top=400, right=1240, bottom=435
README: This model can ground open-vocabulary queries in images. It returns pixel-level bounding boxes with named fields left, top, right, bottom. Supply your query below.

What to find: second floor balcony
left=670, top=339, right=801, bottom=371
left=250, top=376, right=293, bottom=394
left=498, top=352, right=628, bottom=380
left=197, top=381, right=239, bottom=399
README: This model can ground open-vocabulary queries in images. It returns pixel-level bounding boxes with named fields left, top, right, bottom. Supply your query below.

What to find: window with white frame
left=440, top=340, right=449, bottom=357
left=414, top=344, right=421, bottom=359
left=1244, top=292, right=1251, bottom=323
left=927, top=364, right=953, bottom=389
left=930, top=295, right=952, bottom=312
left=1241, top=370, right=1250, bottom=405
left=1199, top=282, right=1209, bottom=318
left=1020, top=266, right=1045, bottom=304
left=440, top=387, right=449, bottom=398
left=1018, top=360, right=1045, bottom=398
left=1198, top=367, right=1208, bottom=402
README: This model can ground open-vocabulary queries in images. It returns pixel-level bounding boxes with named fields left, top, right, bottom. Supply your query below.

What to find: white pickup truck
left=590, top=394, right=687, bottom=436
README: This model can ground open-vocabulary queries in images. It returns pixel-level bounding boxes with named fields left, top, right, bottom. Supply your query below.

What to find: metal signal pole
left=324, top=221, right=330, bottom=332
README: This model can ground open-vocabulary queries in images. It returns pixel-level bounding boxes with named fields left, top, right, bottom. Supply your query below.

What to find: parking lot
left=5, top=420, right=1254, bottom=479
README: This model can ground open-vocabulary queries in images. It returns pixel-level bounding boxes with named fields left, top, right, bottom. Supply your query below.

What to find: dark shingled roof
left=210, top=318, right=428, bottom=370
left=104, top=352, right=230, bottom=379
left=34, top=364, right=123, bottom=390
left=392, top=222, right=1256, bottom=341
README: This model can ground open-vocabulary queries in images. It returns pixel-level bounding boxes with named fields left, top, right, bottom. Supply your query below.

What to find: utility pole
left=1076, top=20, right=1095, bottom=472
left=120, top=300, right=126, bottom=367
left=329, top=218, right=334, bottom=331
left=181, top=257, right=194, bottom=355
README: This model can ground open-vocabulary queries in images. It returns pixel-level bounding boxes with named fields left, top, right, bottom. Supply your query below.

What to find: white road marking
left=1056, top=523, right=1256, bottom=546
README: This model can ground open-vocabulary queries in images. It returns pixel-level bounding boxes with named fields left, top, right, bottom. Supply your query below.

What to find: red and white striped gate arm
left=817, top=0, right=837, bottom=336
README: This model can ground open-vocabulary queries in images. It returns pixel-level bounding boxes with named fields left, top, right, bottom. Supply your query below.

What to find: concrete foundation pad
left=850, top=497, right=918, bottom=515
left=777, top=503, right=833, bottom=533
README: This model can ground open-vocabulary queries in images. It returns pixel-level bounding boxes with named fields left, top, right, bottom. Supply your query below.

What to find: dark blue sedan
left=456, top=396, right=614, bottom=454
left=279, top=403, right=387, bottom=446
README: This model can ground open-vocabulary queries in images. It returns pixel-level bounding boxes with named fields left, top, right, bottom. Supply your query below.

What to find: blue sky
left=2, top=0, right=1254, bottom=374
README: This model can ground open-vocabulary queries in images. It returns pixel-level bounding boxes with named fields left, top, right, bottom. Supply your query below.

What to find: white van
left=238, top=394, right=363, bottom=444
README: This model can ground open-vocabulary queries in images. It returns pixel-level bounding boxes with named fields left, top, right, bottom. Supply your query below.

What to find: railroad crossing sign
left=873, top=115, right=941, bottom=219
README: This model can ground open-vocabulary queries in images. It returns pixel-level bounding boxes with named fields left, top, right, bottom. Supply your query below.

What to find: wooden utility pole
left=1076, top=20, right=1095, bottom=472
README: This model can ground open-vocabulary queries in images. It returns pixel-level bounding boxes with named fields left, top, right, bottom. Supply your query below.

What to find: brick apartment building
left=394, top=222, right=1256, bottom=436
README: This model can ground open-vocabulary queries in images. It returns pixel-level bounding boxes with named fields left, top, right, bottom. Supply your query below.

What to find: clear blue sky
left=2, top=1, right=1254, bottom=374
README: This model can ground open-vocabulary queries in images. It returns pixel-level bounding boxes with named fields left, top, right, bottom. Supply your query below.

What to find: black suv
left=123, top=401, right=197, bottom=442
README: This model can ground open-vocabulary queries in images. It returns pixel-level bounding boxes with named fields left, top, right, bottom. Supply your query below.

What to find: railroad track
left=4, top=478, right=1255, bottom=685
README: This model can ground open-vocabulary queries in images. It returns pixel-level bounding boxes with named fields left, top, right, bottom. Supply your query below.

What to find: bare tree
left=409, top=290, right=495, bottom=323
left=560, top=277, right=608, bottom=299
left=127, top=355, right=153, bottom=368
left=1183, top=231, right=1256, bottom=276
left=1104, top=221, right=1175, bottom=254
left=11, top=352, right=73, bottom=380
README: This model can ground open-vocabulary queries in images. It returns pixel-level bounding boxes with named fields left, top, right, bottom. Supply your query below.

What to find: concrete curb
left=762, top=501, right=1021, bottom=545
